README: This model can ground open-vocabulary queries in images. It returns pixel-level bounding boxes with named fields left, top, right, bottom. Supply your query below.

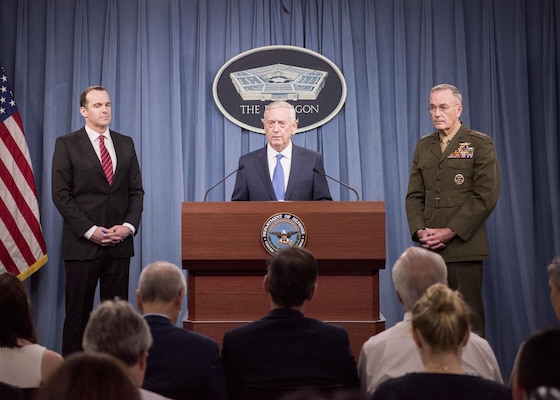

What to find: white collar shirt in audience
left=357, top=312, right=503, bottom=395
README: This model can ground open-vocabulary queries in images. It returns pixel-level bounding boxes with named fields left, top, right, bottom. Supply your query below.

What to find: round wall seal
left=213, top=45, right=347, bottom=133
left=261, top=213, right=307, bottom=255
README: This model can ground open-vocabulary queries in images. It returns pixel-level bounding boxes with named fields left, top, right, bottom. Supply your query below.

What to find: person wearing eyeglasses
left=405, top=84, right=500, bottom=338
left=231, top=100, right=332, bottom=201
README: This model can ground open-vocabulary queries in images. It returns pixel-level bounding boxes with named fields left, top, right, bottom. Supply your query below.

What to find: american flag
left=0, top=65, right=47, bottom=279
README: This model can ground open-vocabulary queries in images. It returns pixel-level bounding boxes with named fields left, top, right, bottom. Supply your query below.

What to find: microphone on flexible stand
left=313, top=167, right=360, bottom=201
left=203, top=165, right=244, bottom=201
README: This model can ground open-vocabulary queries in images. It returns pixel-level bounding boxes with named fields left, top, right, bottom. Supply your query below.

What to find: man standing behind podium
left=52, top=86, right=144, bottom=356
left=231, top=101, right=332, bottom=201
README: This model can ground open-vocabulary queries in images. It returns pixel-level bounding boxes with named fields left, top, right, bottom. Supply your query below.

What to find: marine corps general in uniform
left=406, top=84, right=500, bottom=337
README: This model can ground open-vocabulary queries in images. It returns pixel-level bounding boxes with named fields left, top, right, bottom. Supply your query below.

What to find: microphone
left=313, top=167, right=360, bottom=201
left=204, top=165, right=244, bottom=201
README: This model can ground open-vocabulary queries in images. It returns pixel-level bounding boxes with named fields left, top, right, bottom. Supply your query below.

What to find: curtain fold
left=0, top=0, right=558, bottom=381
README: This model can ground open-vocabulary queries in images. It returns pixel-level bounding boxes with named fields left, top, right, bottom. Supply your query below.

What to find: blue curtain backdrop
left=1, top=0, right=559, bottom=381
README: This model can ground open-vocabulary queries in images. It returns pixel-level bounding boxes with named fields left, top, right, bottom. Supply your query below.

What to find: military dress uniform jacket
left=405, top=123, right=500, bottom=262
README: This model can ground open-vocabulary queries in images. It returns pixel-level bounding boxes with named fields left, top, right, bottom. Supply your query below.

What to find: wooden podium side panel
left=187, top=272, right=269, bottom=320
left=305, top=273, right=380, bottom=320
left=188, top=271, right=380, bottom=321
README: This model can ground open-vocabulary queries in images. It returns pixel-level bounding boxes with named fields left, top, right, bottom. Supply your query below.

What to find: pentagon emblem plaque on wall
left=213, top=45, right=347, bottom=133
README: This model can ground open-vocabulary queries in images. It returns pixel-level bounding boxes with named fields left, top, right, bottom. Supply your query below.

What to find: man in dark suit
left=52, top=86, right=143, bottom=356
left=136, top=261, right=228, bottom=400
left=221, top=247, right=359, bottom=399
left=231, top=100, right=332, bottom=201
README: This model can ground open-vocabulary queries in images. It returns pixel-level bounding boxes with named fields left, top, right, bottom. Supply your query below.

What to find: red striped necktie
left=99, top=135, right=114, bottom=185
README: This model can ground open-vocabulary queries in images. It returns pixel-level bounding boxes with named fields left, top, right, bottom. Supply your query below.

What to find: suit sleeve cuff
left=84, top=226, right=96, bottom=240
left=123, top=222, right=135, bottom=236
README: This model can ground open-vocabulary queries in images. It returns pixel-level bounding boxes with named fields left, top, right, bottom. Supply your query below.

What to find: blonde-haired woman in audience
left=372, top=283, right=510, bottom=400
left=0, top=273, right=63, bottom=387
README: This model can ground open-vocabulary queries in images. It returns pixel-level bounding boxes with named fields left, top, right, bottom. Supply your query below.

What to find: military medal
left=448, top=142, right=474, bottom=159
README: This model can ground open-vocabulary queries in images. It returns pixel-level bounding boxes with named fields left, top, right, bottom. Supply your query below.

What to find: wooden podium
left=181, top=201, right=386, bottom=358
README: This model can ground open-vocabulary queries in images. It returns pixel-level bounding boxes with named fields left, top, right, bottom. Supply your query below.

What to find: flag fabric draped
left=0, top=65, right=48, bottom=280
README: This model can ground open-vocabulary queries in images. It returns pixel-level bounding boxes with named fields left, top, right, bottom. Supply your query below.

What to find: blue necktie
left=272, top=153, right=285, bottom=201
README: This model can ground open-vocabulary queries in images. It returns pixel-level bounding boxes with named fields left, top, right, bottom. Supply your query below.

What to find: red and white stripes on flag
left=0, top=65, right=48, bottom=280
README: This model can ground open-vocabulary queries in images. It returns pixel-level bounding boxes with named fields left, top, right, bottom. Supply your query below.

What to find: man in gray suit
left=52, top=86, right=143, bottom=355
left=231, top=101, right=332, bottom=201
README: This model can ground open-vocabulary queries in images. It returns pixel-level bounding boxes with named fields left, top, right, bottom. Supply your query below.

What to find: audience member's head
left=37, top=352, right=140, bottom=400
left=412, top=283, right=470, bottom=355
left=0, top=273, right=38, bottom=347
left=392, top=246, right=447, bottom=312
left=0, top=273, right=63, bottom=387
left=136, top=261, right=186, bottom=322
left=82, top=299, right=152, bottom=388
left=513, top=329, right=560, bottom=400
left=265, top=247, right=318, bottom=309
left=547, top=257, right=560, bottom=321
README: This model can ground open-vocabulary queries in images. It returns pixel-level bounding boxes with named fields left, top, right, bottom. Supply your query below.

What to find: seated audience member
left=510, top=256, right=560, bottom=385
left=511, top=329, right=560, bottom=400
left=136, top=261, right=227, bottom=400
left=37, top=351, right=140, bottom=400
left=358, top=247, right=502, bottom=394
left=221, top=247, right=359, bottom=400
left=372, top=283, right=511, bottom=400
left=279, top=388, right=368, bottom=400
left=82, top=298, right=170, bottom=400
left=0, top=273, right=63, bottom=387
left=0, top=381, right=24, bottom=400
left=547, top=256, right=560, bottom=321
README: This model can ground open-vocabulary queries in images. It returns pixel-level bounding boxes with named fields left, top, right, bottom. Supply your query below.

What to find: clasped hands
left=417, top=227, right=456, bottom=250
left=91, top=225, right=131, bottom=246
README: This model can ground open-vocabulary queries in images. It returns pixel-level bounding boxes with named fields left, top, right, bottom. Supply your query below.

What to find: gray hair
left=392, top=246, right=448, bottom=312
left=431, top=83, right=463, bottom=103
left=263, top=100, right=297, bottom=122
left=82, top=299, right=152, bottom=367
left=548, top=257, right=560, bottom=290
left=138, top=261, right=186, bottom=303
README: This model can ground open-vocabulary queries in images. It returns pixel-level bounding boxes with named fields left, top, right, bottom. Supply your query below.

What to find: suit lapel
left=256, top=147, right=277, bottom=200
left=77, top=128, right=107, bottom=179
left=111, top=131, right=122, bottom=181
left=285, top=144, right=303, bottom=200
left=427, top=133, right=442, bottom=160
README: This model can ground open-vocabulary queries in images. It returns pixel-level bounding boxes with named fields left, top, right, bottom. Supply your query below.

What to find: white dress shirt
left=357, top=312, right=503, bottom=395
left=85, top=125, right=116, bottom=173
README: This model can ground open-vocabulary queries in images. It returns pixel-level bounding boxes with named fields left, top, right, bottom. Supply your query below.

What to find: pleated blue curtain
left=0, top=0, right=558, bottom=381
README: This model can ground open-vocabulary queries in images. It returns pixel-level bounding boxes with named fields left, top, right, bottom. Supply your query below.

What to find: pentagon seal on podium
left=261, top=213, right=306, bottom=254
